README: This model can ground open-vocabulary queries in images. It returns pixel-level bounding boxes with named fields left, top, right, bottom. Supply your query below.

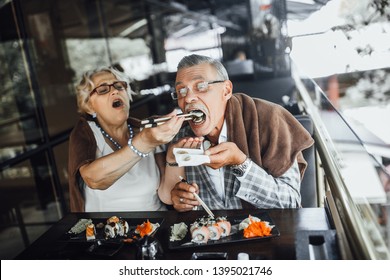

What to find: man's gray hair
left=177, top=54, right=229, bottom=80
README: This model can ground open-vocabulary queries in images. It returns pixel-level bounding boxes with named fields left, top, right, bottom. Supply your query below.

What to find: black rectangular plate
left=168, top=212, right=279, bottom=250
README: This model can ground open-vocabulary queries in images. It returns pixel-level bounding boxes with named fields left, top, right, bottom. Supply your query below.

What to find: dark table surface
left=16, top=208, right=331, bottom=260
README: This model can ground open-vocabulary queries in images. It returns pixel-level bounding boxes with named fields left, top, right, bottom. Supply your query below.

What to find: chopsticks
left=179, top=176, right=215, bottom=219
left=141, top=111, right=203, bottom=128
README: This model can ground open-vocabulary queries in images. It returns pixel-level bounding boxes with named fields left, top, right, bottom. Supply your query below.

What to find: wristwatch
left=230, top=157, right=251, bottom=177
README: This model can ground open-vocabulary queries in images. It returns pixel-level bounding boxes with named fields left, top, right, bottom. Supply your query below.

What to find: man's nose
left=183, top=87, right=198, bottom=102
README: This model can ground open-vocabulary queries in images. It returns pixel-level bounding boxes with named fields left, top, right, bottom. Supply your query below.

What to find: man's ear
left=223, top=80, right=233, bottom=99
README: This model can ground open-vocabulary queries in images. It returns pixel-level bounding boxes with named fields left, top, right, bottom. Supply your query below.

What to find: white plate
left=173, top=148, right=210, bottom=167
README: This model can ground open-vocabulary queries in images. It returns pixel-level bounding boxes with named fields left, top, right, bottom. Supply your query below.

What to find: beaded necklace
left=95, top=122, right=132, bottom=150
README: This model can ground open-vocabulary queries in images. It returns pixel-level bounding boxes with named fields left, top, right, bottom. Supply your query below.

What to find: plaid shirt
left=173, top=125, right=301, bottom=210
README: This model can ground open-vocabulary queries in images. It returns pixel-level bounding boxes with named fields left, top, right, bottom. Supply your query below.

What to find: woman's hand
left=148, top=110, right=184, bottom=144
left=132, top=110, right=184, bottom=152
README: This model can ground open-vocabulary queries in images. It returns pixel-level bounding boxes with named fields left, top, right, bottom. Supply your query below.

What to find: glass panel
left=165, top=29, right=224, bottom=72
left=289, top=1, right=390, bottom=258
left=0, top=156, right=62, bottom=259
left=23, top=4, right=81, bottom=138
left=65, top=38, right=110, bottom=80
left=294, top=67, right=390, bottom=259
left=0, top=40, right=43, bottom=160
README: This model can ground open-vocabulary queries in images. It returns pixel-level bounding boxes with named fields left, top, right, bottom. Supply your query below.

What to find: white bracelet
left=127, top=138, right=149, bottom=158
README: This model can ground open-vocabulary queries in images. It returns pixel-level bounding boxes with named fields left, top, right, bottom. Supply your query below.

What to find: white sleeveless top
left=84, top=121, right=166, bottom=212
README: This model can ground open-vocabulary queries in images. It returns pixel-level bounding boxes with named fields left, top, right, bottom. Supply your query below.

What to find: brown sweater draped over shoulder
left=226, top=93, right=314, bottom=178
left=68, top=115, right=140, bottom=212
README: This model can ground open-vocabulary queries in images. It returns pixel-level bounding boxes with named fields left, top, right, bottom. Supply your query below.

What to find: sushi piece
left=86, top=223, right=96, bottom=240
left=191, top=225, right=210, bottom=244
left=216, top=217, right=231, bottom=237
left=189, top=221, right=199, bottom=233
left=107, top=215, right=120, bottom=224
left=207, top=221, right=222, bottom=241
left=104, top=222, right=119, bottom=238
left=117, top=219, right=129, bottom=237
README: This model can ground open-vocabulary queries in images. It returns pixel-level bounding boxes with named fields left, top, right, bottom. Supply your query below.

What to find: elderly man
left=159, top=54, right=314, bottom=211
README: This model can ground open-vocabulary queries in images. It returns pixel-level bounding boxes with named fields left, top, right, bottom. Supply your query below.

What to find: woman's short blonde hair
left=75, top=66, right=134, bottom=114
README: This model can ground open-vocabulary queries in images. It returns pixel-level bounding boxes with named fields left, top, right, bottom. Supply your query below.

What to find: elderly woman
left=68, top=67, right=184, bottom=212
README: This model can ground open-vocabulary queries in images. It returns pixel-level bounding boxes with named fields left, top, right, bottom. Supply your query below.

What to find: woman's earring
left=92, top=112, right=97, bottom=118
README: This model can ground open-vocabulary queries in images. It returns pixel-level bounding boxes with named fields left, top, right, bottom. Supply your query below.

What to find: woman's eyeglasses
left=89, top=81, right=128, bottom=96
left=171, top=80, right=224, bottom=100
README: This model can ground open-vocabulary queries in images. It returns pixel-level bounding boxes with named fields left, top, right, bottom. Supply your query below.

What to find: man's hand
left=166, top=137, right=204, bottom=163
left=171, top=181, right=200, bottom=212
left=204, top=142, right=246, bottom=169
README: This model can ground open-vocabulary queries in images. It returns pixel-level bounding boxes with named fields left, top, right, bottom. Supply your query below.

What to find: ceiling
left=0, top=0, right=331, bottom=41
left=56, top=0, right=332, bottom=39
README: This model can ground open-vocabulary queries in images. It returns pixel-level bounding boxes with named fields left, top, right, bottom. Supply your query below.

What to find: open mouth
left=112, top=99, right=123, bottom=108
left=188, top=110, right=206, bottom=124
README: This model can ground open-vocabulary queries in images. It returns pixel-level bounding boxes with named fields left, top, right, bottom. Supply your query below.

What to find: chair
left=232, top=76, right=296, bottom=105
left=295, top=115, right=318, bottom=207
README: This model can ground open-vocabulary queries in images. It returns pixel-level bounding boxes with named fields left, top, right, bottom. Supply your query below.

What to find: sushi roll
left=216, top=217, right=231, bottom=237
left=191, top=225, right=210, bottom=244
left=117, top=219, right=129, bottom=237
left=207, top=221, right=222, bottom=241
left=189, top=221, right=199, bottom=233
left=107, top=215, right=120, bottom=224
left=86, top=223, right=96, bottom=241
left=104, top=222, right=119, bottom=239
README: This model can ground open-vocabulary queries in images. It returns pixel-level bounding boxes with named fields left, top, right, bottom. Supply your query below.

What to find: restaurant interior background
left=0, top=0, right=389, bottom=259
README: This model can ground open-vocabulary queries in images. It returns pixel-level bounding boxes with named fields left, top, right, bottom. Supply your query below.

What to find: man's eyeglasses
left=171, top=80, right=225, bottom=100
left=89, top=81, right=128, bottom=96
